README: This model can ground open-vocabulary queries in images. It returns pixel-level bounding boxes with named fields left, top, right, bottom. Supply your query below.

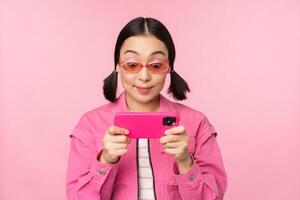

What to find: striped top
left=137, top=138, right=155, bottom=200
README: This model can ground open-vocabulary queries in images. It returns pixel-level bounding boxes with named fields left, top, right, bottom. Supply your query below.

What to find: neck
left=125, top=93, right=160, bottom=112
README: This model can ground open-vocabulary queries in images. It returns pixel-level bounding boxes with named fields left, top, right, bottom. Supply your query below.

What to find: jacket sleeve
left=66, top=115, right=119, bottom=200
left=173, top=116, right=228, bottom=200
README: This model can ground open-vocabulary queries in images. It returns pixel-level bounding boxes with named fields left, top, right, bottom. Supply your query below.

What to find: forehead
left=120, top=35, right=168, bottom=58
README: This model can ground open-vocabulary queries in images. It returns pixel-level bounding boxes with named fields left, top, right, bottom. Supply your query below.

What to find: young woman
left=66, top=17, right=227, bottom=200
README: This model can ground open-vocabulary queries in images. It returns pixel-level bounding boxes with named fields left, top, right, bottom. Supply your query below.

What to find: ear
left=167, top=67, right=172, bottom=73
left=116, top=64, right=121, bottom=73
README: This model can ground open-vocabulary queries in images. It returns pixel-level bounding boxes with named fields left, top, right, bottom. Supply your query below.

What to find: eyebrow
left=124, top=50, right=166, bottom=56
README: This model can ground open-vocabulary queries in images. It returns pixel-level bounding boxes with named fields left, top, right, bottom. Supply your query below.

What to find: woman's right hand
left=99, top=125, right=131, bottom=164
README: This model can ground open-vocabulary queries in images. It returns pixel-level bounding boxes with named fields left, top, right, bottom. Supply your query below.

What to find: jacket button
left=99, top=168, right=106, bottom=175
left=189, top=175, right=196, bottom=182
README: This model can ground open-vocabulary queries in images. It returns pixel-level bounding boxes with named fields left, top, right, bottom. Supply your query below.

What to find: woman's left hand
left=160, top=125, right=193, bottom=172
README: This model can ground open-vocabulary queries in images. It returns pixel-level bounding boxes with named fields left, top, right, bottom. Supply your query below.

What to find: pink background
left=1, top=0, right=300, bottom=199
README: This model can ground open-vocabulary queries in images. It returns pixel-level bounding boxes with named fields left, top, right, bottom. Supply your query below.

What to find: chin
left=136, top=94, right=157, bottom=103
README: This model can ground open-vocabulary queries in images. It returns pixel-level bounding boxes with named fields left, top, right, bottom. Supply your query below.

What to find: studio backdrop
left=1, top=0, right=299, bottom=199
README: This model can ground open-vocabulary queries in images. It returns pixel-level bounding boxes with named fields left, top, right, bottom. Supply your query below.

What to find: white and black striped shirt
left=137, top=138, right=155, bottom=200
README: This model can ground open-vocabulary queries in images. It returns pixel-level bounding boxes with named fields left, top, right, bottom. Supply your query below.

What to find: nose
left=137, top=66, right=151, bottom=82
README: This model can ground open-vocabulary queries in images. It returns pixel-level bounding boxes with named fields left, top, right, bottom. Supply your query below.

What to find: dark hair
left=103, top=17, right=190, bottom=102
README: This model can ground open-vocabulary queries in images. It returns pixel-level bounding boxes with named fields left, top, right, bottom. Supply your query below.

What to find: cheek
left=120, top=73, right=136, bottom=85
left=153, top=75, right=167, bottom=87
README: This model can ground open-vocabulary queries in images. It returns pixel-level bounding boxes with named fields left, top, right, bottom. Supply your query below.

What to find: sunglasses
left=119, top=59, right=170, bottom=74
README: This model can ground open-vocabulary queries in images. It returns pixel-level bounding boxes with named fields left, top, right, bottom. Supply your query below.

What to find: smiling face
left=116, top=34, right=170, bottom=110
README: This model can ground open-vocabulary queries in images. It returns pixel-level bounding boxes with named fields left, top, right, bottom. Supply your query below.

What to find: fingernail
left=165, top=130, right=169, bottom=135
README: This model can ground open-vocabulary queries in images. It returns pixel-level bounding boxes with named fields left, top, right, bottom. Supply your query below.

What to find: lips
left=135, top=86, right=153, bottom=94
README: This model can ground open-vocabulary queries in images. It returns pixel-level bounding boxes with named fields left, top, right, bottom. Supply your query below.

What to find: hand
left=99, top=126, right=131, bottom=164
left=160, top=125, right=191, bottom=161
left=160, top=125, right=193, bottom=173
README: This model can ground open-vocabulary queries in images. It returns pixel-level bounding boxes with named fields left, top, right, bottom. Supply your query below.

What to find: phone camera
left=163, top=117, right=176, bottom=126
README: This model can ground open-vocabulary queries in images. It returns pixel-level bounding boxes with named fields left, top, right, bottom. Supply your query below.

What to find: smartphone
left=114, top=112, right=179, bottom=138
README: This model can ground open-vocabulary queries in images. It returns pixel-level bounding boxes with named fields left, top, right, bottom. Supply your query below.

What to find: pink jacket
left=66, top=92, right=227, bottom=200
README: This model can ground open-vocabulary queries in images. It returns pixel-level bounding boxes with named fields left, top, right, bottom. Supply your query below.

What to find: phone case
left=114, top=112, right=179, bottom=138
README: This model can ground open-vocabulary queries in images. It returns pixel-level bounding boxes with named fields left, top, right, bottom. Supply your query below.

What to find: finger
left=111, top=135, right=130, bottom=143
left=160, top=136, right=168, bottom=144
left=163, top=147, right=180, bottom=155
left=113, top=149, right=128, bottom=156
left=165, top=125, right=185, bottom=135
left=163, top=141, right=182, bottom=149
left=108, top=126, right=129, bottom=135
left=111, top=143, right=128, bottom=150
left=160, top=135, right=181, bottom=144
